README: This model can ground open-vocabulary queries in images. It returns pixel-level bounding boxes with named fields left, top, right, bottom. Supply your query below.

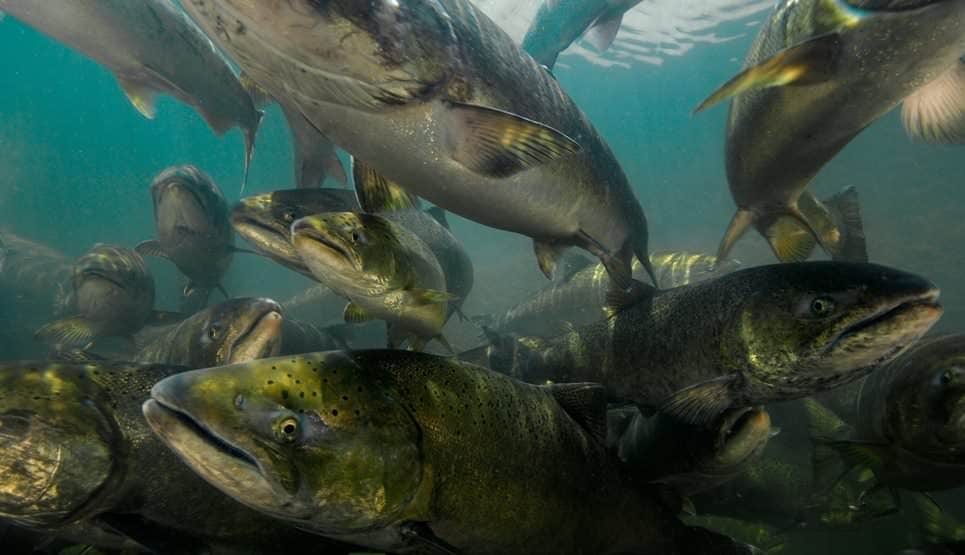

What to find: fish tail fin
left=717, top=209, right=756, bottom=262
left=822, top=186, right=867, bottom=262
left=35, top=317, right=101, bottom=349
left=913, top=490, right=965, bottom=544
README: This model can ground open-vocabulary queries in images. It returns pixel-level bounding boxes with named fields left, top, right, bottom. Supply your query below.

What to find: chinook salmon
left=0, top=361, right=347, bottom=554
left=34, top=245, right=172, bottom=349
left=470, top=262, right=941, bottom=425
left=145, top=350, right=757, bottom=554
left=0, top=0, right=262, bottom=183
left=816, top=334, right=965, bottom=494
left=697, top=0, right=965, bottom=263
left=136, top=166, right=242, bottom=310
left=180, top=0, right=658, bottom=303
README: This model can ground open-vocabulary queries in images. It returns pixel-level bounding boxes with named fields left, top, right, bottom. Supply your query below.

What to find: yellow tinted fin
left=351, top=157, right=421, bottom=212
left=716, top=209, right=755, bottom=262
left=821, top=186, right=867, bottom=262
left=343, top=302, right=372, bottom=323
left=764, top=215, right=818, bottom=263
left=444, top=101, right=581, bottom=177
left=534, top=241, right=567, bottom=280
left=118, top=78, right=157, bottom=119
left=35, top=317, right=100, bottom=349
left=694, top=33, right=843, bottom=113
left=410, top=289, right=457, bottom=305
left=902, top=60, right=965, bottom=145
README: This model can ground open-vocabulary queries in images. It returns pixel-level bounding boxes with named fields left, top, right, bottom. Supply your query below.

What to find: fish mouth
left=828, top=289, right=943, bottom=363
left=291, top=224, right=357, bottom=268
left=79, top=269, right=126, bottom=290
left=146, top=398, right=259, bottom=470
left=227, top=309, right=283, bottom=364
left=230, top=210, right=307, bottom=272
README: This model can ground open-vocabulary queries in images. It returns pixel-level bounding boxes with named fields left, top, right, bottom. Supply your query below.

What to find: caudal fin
left=823, top=186, right=867, bottom=262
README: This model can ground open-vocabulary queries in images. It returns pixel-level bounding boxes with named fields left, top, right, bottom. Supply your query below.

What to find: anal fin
left=118, top=78, right=157, bottom=119
left=762, top=214, right=818, bottom=263
left=35, top=317, right=100, bottom=349
left=344, top=302, right=373, bottom=323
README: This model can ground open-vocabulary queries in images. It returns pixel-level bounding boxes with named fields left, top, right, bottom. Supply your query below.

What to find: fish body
left=488, top=251, right=740, bottom=336
left=522, top=0, right=643, bottom=68
left=0, top=0, right=261, bottom=177
left=292, top=213, right=452, bottom=351
left=144, top=350, right=754, bottom=554
left=826, top=334, right=965, bottom=492
left=475, top=262, right=941, bottom=425
left=35, top=245, right=158, bottom=349
left=0, top=231, right=72, bottom=310
left=0, top=361, right=341, bottom=553
left=701, top=0, right=965, bottom=262
left=180, top=0, right=656, bottom=292
left=133, top=297, right=283, bottom=368
left=137, top=165, right=236, bottom=306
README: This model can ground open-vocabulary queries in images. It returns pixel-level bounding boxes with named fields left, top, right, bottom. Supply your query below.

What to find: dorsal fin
left=545, top=383, right=608, bottom=444
left=425, top=206, right=450, bottom=229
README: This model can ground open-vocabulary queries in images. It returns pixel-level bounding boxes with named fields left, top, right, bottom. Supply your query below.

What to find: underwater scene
left=0, top=0, right=963, bottom=553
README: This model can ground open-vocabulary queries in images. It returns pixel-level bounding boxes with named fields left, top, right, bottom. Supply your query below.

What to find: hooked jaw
left=225, top=300, right=284, bottom=364
left=230, top=197, right=306, bottom=272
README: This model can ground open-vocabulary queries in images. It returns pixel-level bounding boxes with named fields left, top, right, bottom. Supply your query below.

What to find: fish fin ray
left=118, top=78, right=158, bottom=119
left=35, top=317, right=100, bottom=348
left=344, top=302, right=373, bottom=323
left=717, top=209, right=755, bottom=261
left=822, top=186, right=867, bottom=262
left=443, top=101, right=581, bottom=177
left=534, top=240, right=566, bottom=280
left=694, top=33, right=843, bottom=113
left=54, top=349, right=106, bottom=363
left=545, top=382, right=608, bottom=445
left=425, top=206, right=450, bottom=230
left=323, top=152, right=347, bottom=186
left=351, top=157, right=421, bottom=212
left=763, top=215, right=818, bottom=262
left=410, top=288, right=457, bottom=305
left=902, top=60, right=965, bottom=145
left=659, top=374, right=738, bottom=425
left=134, top=240, right=167, bottom=259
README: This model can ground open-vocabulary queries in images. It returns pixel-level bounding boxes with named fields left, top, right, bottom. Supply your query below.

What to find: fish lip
left=292, top=224, right=355, bottom=267
left=146, top=394, right=263, bottom=476
left=226, top=308, right=283, bottom=364
left=78, top=269, right=126, bottom=290
left=230, top=212, right=308, bottom=271
left=828, top=289, right=942, bottom=353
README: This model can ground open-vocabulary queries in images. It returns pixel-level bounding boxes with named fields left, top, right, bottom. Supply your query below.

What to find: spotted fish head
left=143, top=352, right=422, bottom=534
left=0, top=363, right=119, bottom=528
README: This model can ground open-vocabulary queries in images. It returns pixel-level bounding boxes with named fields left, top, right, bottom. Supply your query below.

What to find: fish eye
left=208, top=325, right=221, bottom=340
left=941, top=369, right=955, bottom=386
left=809, top=297, right=835, bottom=317
left=276, top=416, right=299, bottom=442
left=283, top=210, right=296, bottom=223
left=351, top=230, right=361, bottom=243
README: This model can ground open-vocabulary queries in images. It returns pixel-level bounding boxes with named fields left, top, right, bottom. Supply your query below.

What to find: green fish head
left=181, top=297, right=284, bottom=367
left=0, top=364, right=118, bottom=528
left=144, top=352, right=422, bottom=534
left=231, top=189, right=358, bottom=275
left=292, top=212, right=408, bottom=292
left=732, top=262, right=941, bottom=396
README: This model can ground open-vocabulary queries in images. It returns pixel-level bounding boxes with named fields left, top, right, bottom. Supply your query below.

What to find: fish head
left=150, top=165, right=229, bottom=248
left=182, top=297, right=284, bottom=367
left=291, top=212, right=407, bottom=293
left=707, top=407, right=772, bottom=473
left=0, top=364, right=118, bottom=527
left=885, top=336, right=965, bottom=454
left=143, top=352, right=422, bottom=533
left=733, top=262, right=941, bottom=396
left=188, top=0, right=455, bottom=106
left=231, top=189, right=358, bottom=274
left=72, top=245, right=155, bottom=312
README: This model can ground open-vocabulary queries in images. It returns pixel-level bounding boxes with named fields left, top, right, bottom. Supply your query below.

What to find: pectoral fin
left=35, top=317, right=101, bottom=348
left=443, top=102, right=581, bottom=177
left=545, top=382, right=608, bottom=445
left=716, top=209, right=755, bottom=262
left=659, top=374, right=738, bottom=425
left=351, top=157, right=421, bottom=212
left=54, top=349, right=106, bottom=363
left=134, top=240, right=167, bottom=259
left=901, top=60, right=965, bottom=145
left=118, top=78, right=158, bottom=119
left=695, top=33, right=843, bottom=113
left=343, top=302, right=373, bottom=323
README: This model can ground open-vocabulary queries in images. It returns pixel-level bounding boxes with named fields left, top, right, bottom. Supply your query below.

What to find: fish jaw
left=226, top=306, right=284, bottom=364
left=231, top=194, right=306, bottom=272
